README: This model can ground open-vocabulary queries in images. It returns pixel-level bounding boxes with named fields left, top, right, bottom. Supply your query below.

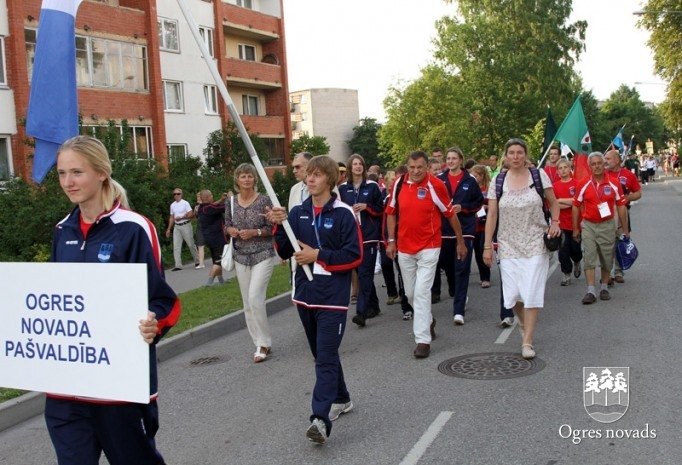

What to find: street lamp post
left=633, top=10, right=682, bottom=15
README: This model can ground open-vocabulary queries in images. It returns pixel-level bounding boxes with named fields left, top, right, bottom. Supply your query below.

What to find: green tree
left=202, top=121, right=268, bottom=178
left=599, top=85, right=666, bottom=152
left=347, top=117, right=385, bottom=166
left=380, top=65, right=471, bottom=165
left=433, top=0, right=586, bottom=155
left=290, top=134, right=330, bottom=156
left=637, top=2, right=682, bottom=129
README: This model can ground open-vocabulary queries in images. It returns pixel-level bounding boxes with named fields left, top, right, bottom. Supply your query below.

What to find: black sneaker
left=352, top=314, right=366, bottom=327
left=171, top=267, right=182, bottom=271
left=366, top=308, right=381, bottom=319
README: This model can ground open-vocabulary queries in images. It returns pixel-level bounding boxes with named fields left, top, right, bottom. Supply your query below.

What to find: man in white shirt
left=165, top=188, right=199, bottom=271
left=288, top=152, right=313, bottom=210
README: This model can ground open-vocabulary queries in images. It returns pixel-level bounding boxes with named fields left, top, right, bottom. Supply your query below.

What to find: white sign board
left=0, top=262, right=150, bottom=403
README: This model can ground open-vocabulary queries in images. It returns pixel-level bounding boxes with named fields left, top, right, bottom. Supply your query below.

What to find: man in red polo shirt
left=573, top=152, right=629, bottom=304
left=385, top=151, right=466, bottom=358
left=605, top=149, right=642, bottom=284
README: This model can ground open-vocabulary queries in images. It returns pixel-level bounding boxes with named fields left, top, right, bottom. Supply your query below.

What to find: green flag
left=554, top=96, right=591, bottom=154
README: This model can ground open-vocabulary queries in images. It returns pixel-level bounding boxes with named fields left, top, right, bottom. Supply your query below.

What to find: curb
left=0, top=292, right=293, bottom=433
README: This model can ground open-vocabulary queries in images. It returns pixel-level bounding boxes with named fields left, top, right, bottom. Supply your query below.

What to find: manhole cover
left=190, top=355, right=228, bottom=367
left=437, top=352, right=545, bottom=380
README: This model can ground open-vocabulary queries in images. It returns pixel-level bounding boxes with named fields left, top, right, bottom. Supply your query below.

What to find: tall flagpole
left=537, top=143, right=553, bottom=168
left=175, top=0, right=313, bottom=281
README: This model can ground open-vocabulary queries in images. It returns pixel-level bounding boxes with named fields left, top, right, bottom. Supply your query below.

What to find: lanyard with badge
left=592, top=178, right=612, bottom=218
left=311, top=205, right=331, bottom=275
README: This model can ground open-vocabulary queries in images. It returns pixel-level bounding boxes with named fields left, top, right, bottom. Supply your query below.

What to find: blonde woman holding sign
left=48, top=135, right=179, bottom=465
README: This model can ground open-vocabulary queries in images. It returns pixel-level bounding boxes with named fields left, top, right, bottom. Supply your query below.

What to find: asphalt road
left=1, top=177, right=681, bottom=465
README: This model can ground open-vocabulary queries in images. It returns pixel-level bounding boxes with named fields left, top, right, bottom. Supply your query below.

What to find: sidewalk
left=0, top=257, right=290, bottom=432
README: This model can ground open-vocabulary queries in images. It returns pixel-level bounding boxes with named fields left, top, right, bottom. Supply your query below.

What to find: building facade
left=290, top=88, right=359, bottom=163
left=3, top=0, right=291, bottom=182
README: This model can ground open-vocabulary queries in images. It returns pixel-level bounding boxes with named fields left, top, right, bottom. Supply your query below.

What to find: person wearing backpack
left=482, top=139, right=561, bottom=360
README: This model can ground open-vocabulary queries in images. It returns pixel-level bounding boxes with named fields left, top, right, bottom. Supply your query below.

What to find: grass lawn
left=0, top=264, right=292, bottom=404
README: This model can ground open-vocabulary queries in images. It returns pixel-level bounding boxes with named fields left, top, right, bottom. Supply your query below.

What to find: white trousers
left=172, top=222, right=198, bottom=268
left=235, top=258, right=275, bottom=348
left=398, top=248, right=439, bottom=344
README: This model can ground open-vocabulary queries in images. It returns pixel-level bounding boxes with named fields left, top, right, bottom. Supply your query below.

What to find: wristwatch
left=387, top=238, right=395, bottom=243
left=257, top=228, right=262, bottom=237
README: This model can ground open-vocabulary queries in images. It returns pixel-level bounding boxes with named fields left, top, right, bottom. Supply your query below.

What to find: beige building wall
left=290, top=88, right=359, bottom=162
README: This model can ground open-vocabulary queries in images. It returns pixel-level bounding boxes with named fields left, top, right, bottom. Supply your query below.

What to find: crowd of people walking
left=159, top=140, right=648, bottom=446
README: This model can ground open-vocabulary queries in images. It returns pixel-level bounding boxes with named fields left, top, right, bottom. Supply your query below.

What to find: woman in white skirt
left=482, top=138, right=561, bottom=359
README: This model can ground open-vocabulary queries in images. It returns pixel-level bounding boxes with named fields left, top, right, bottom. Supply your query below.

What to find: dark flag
left=542, top=106, right=557, bottom=155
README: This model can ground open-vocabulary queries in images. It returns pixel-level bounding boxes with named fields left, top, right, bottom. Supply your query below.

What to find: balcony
left=241, top=115, right=285, bottom=136
left=221, top=4, right=281, bottom=42
left=224, top=58, right=282, bottom=90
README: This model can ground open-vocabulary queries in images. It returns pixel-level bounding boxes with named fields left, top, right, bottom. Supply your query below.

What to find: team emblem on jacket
left=604, top=186, right=612, bottom=195
left=97, top=243, right=114, bottom=262
left=417, top=187, right=428, bottom=199
left=570, top=187, right=575, bottom=196
left=463, top=184, right=469, bottom=190
left=324, top=218, right=334, bottom=229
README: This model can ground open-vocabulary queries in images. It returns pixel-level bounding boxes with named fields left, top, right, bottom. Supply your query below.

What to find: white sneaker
left=306, top=418, right=328, bottom=444
left=561, top=273, right=571, bottom=286
left=500, top=317, right=514, bottom=328
left=453, top=314, right=464, bottom=325
left=402, top=311, right=413, bottom=321
left=329, top=401, right=353, bottom=421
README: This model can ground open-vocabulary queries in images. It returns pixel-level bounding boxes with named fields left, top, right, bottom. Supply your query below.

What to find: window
left=158, top=18, right=179, bottom=52
left=25, top=29, right=36, bottom=80
left=129, top=126, right=152, bottom=157
left=199, top=27, right=214, bottom=58
left=28, top=29, right=148, bottom=90
left=167, top=144, right=187, bottom=161
left=0, top=137, right=11, bottom=181
left=81, top=125, right=153, bottom=159
left=242, top=95, right=259, bottom=116
left=163, top=80, right=183, bottom=112
left=237, top=0, right=253, bottom=9
left=0, top=37, right=6, bottom=85
left=204, top=85, right=218, bottom=114
left=262, top=137, right=284, bottom=165
left=238, top=44, right=256, bottom=61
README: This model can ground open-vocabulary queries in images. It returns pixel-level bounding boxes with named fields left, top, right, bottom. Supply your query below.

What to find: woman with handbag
left=224, top=163, right=275, bottom=363
left=482, top=138, right=561, bottom=360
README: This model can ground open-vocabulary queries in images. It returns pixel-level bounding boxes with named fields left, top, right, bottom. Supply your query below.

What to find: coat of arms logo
left=583, top=367, right=629, bottom=423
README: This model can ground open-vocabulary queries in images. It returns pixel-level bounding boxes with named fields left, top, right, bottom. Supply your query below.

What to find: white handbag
left=221, top=196, right=235, bottom=272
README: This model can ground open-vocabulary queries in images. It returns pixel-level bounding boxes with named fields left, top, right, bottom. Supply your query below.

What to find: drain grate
left=437, top=352, right=545, bottom=380
left=190, top=356, right=227, bottom=367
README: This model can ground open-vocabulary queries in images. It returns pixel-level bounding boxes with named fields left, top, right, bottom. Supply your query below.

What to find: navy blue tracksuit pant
left=297, top=306, right=350, bottom=436
left=356, top=242, right=380, bottom=318
left=45, top=397, right=165, bottom=465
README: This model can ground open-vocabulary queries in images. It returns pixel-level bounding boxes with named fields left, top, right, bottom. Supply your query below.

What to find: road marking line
left=399, top=411, right=453, bottom=465
left=495, top=321, right=517, bottom=344
left=494, top=255, right=559, bottom=345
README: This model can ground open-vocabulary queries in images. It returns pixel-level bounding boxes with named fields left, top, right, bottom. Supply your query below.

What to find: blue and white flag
left=612, top=124, right=626, bottom=150
left=26, top=0, right=83, bottom=184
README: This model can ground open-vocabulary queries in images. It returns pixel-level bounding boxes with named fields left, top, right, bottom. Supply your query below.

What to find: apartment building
left=3, top=0, right=291, bottom=182
left=1, top=0, right=18, bottom=181
left=290, top=88, right=359, bottom=163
